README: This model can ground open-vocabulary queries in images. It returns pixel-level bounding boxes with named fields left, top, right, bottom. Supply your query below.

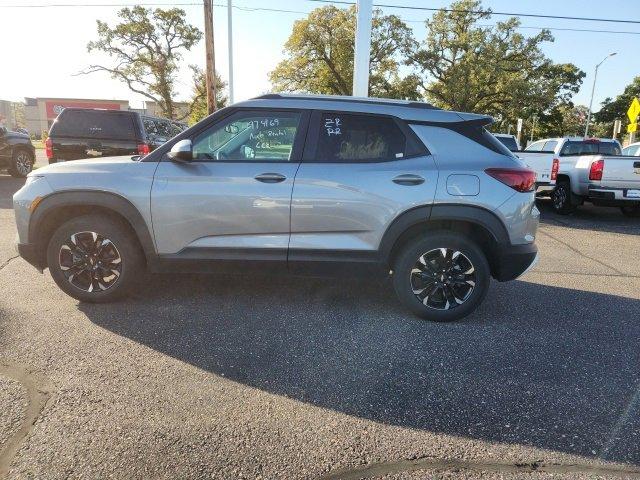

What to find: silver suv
left=14, top=94, right=539, bottom=322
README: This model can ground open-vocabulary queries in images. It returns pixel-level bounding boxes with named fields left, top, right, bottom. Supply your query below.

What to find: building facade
left=25, top=97, right=129, bottom=137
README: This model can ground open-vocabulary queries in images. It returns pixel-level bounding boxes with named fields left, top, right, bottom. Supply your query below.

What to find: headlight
left=25, top=175, right=44, bottom=186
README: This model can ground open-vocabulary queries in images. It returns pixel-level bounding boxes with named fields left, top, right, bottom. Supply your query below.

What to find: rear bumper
left=15, top=242, right=44, bottom=272
left=588, top=186, right=640, bottom=204
left=536, top=182, right=555, bottom=194
left=492, top=242, right=538, bottom=281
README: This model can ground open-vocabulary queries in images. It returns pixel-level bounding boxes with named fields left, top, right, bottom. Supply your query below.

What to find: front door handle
left=255, top=173, right=286, bottom=183
left=393, top=174, right=425, bottom=186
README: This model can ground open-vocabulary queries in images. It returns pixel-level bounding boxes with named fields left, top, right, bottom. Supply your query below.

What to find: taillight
left=589, top=159, right=604, bottom=181
left=485, top=168, right=536, bottom=193
left=137, top=143, right=150, bottom=155
left=551, top=158, right=559, bottom=181
left=45, top=137, right=53, bottom=159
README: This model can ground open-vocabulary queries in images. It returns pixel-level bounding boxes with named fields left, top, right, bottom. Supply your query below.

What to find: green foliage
left=536, top=103, right=589, bottom=138
left=269, top=6, right=419, bottom=98
left=408, top=0, right=584, bottom=132
left=593, top=75, right=640, bottom=140
left=84, top=6, right=202, bottom=119
left=188, top=66, right=228, bottom=125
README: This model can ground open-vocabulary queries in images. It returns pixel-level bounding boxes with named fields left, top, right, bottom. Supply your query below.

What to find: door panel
left=150, top=108, right=308, bottom=257
left=290, top=156, right=438, bottom=253
left=151, top=161, right=299, bottom=255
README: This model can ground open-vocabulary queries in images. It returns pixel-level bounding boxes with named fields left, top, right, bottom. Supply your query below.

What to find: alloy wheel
left=15, top=151, right=32, bottom=176
left=58, top=231, right=122, bottom=292
left=409, top=248, right=476, bottom=310
left=553, top=186, right=567, bottom=210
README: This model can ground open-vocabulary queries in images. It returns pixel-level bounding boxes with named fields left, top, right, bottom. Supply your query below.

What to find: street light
left=584, top=52, right=617, bottom=137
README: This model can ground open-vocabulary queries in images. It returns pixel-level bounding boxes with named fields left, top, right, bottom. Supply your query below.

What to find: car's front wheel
left=392, top=233, right=490, bottom=322
left=47, top=214, right=144, bottom=303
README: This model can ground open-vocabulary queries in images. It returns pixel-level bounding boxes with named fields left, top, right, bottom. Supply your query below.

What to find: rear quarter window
left=51, top=110, right=137, bottom=140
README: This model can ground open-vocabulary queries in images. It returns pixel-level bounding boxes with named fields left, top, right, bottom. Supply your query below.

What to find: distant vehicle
left=622, top=142, right=640, bottom=156
left=493, top=133, right=520, bottom=152
left=14, top=94, right=539, bottom=322
left=523, top=137, right=640, bottom=216
left=45, top=108, right=187, bottom=163
left=511, top=138, right=559, bottom=195
left=0, top=125, right=35, bottom=177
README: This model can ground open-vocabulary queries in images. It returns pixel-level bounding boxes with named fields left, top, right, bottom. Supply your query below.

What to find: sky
left=0, top=0, right=639, bottom=112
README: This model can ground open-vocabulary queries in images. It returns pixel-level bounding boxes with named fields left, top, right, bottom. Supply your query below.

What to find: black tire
left=621, top=205, right=640, bottom=218
left=46, top=214, right=144, bottom=303
left=551, top=181, right=576, bottom=215
left=8, top=148, right=34, bottom=178
left=392, top=232, right=490, bottom=322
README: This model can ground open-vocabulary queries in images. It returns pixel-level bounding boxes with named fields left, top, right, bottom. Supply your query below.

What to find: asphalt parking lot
left=1, top=172, right=640, bottom=479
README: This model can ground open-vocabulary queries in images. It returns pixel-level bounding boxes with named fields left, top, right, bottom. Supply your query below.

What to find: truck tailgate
left=601, top=157, right=640, bottom=185
left=516, top=151, right=554, bottom=184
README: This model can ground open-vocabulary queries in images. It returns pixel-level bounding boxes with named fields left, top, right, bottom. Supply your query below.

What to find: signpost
left=628, top=97, right=640, bottom=142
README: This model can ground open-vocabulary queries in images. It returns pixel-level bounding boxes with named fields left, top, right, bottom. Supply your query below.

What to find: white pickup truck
left=520, top=137, right=640, bottom=217
left=515, top=138, right=560, bottom=195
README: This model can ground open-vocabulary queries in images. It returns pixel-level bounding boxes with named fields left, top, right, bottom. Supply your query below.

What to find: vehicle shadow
left=537, top=198, right=640, bottom=235
left=80, top=273, right=640, bottom=465
left=0, top=176, right=25, bottom=209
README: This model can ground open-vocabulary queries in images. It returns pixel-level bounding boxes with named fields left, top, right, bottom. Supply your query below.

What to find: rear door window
left=53, top=110, right=137, bottom=140
left=313, top=113, right=421, bottom=162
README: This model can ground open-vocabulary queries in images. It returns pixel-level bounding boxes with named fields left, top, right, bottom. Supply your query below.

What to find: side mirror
left=167, top=139, right=193, bottom=162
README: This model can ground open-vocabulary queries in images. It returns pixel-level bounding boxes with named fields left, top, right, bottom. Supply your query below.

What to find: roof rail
left=253, top=93, right=440, bottom=110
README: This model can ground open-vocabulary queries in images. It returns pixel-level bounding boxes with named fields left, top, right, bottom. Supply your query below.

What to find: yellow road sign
left=628, top=123, right=638, bottom=133
left=627, top=97, right=640, bottom=123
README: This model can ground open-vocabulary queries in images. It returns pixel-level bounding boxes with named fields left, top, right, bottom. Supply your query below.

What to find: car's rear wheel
left=551, top=181, right=576, bottom=215
left=46, top=215, right=144, bottom=303
left=621, top=204, right=640, bottom=218
left=8, top=149, right=34, bottom=178
left=393, top=232, right=490, bottom=322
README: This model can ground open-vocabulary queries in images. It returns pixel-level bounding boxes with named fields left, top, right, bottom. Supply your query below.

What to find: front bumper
left=492, top=242, right=538, bottom=281
left=15, top=241, right=44, bottom=272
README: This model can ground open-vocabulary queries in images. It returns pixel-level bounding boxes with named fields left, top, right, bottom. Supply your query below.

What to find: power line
left=3, top=1, right=640, bottom=34
left=303, top=0, right=640, bottom=25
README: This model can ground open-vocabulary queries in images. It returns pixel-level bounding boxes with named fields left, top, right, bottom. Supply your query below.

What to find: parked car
left=493, top=133, right=520, bottom=152
left=45, top=108, right=186, bottom=163
left=512, top=138, right=559, bottom=195
left=622, top=142, right=640, bottom=156
left=0, top=125, right=35, bottom=177
left=523, top=137, right=640, bottom=216
left=14, top=94, right=539, bottom=322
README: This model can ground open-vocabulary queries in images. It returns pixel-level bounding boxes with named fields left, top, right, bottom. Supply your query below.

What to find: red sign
left=45, top=101, right=123, bottom=119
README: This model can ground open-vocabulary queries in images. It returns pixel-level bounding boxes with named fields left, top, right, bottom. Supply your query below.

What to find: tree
left=594, top=75, right=640, bottom=138
left=536, top=103, right=589, bottom=138
left=407, top=0, right=584, bottom=130
left=81, top=6, right=202, bottom=119
left=188, top=66, right=228, bottom=125
left=269, top=5, right=419, bottom=99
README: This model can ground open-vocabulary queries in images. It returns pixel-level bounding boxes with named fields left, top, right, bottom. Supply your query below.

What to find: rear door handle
left=255, top=173, right=286, bottom=183
left=393, top=174, right=425, bottom=186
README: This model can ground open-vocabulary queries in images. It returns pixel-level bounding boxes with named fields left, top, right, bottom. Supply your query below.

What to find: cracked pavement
left=1, top=173, right=640, bottom=479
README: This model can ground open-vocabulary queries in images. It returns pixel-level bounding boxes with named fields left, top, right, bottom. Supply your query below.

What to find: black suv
left=0, top=126, right=36, bottom=177
left=46, top=108, right=186, bottom=163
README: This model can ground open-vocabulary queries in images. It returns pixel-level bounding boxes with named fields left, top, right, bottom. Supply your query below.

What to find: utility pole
left=585, top=52, right=616, bottom=137
left=203, top=0, right=217, bottom=114
left=228, top=0, right=234, bottom=104
left=352, top=0, right=373, bottom=97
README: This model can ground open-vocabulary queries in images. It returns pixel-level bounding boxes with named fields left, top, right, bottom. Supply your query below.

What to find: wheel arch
left=380, top=204, right=509, bottom=279
left=29, top=190, right=156, bottom=268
